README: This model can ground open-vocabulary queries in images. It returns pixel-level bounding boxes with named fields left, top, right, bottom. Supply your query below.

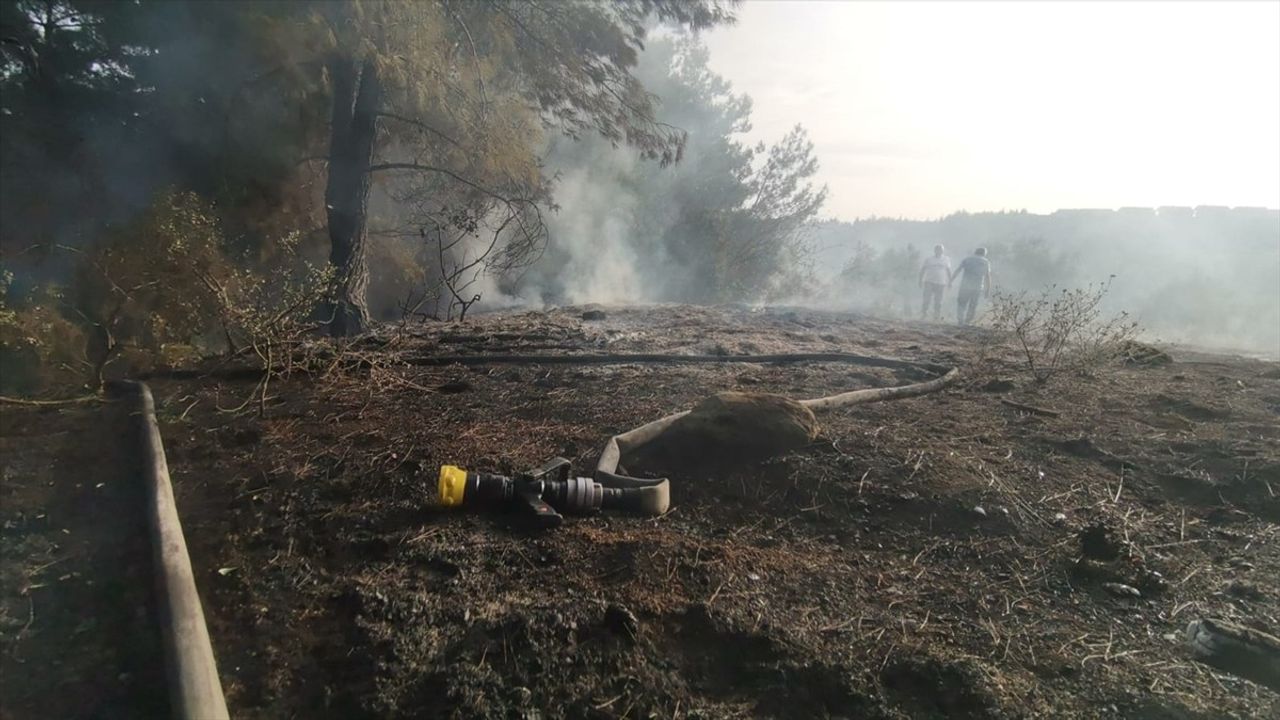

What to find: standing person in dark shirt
left=951, top=247, right=992, bottom=325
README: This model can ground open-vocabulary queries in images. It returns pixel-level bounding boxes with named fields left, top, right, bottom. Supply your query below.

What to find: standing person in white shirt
left=918, top=244, right=952, bottom=321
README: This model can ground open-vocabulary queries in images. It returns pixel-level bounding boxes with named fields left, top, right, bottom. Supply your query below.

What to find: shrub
left=0, top=275, right=89, bottom=395
left=68, top=189, right=234, bottom=385
left=987, top=279, right=1140, bottom=384
left=3, top=190, right=333, bottom=395
left=212, top=228, right=334, bottom=366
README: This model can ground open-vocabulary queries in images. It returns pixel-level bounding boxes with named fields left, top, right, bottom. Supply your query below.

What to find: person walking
left=918, top=244, right=951, bottom=320
left=951, top=247, right=992, bottom=325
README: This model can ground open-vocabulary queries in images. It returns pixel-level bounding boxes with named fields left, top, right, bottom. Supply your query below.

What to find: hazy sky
left=702, top=1, right=1280, bottom=220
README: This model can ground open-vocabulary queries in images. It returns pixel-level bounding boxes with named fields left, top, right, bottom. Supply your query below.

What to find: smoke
left=507, top=36, right=829, bottom=310
left=527, top=161, right=656, bottom=306
left=510, top=39, right=700, bottom=307
left=8, top=2, right=1272, bottom=364
left=804, top=208, right=1280, bottom=357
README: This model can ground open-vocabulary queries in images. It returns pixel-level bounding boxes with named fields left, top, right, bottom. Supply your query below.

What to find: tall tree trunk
left=323, top=55, right=381, bottom=336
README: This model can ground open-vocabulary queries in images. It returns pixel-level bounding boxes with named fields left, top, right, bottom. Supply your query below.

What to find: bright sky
left=703, top=1, right=1280, bottom=220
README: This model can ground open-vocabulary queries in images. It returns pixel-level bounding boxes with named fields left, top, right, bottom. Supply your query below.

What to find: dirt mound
left=625, top=391, right=819, bottom=473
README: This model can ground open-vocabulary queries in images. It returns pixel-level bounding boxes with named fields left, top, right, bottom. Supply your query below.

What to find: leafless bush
left=384, top=193, right=549, bottom=324
left=987, top=279, right=1140, bottom=384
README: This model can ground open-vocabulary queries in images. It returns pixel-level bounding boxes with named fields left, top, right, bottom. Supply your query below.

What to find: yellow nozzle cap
left=438, top=465, right=468, bottom=507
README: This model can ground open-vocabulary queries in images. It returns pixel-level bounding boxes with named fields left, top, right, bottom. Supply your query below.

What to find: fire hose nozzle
left=438, top=465, right=468, bottom=507
left=434, top=458, right=669, bottom=528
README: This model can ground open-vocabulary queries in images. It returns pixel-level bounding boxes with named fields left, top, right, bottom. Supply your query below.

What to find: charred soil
left=3, top=305, right=1279, bottom=718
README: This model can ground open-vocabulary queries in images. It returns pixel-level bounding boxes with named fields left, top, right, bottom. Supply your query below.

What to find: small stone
left=1052, top=512, right=1068, bottom=525
left=1119, top=340, right=1173, bottom=366
left=1080, top=523, right=1123, bottom=561
left=1162, top=633, right=1177, bottom=642
left=747, top=572, right=761, bottom=581
left=437, top=380, right=472, bottom=394
left=1137, top=569, right=1169, bottom=596
left=604, top=603, right=639, bottom=639
left=1102, top=582, right=1141, bottom=598
left=1225, top=579, right=1267, bottom=601
left=972, top=506, right=987, bottom=518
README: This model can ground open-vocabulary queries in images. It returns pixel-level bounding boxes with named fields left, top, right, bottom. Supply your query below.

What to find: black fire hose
left=405, top=351, right=952, bottom=375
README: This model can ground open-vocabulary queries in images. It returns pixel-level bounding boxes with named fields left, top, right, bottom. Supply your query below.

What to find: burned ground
left=0, top=398, right=167, bottom=718
left=2, top=305, right=1279, bottom=718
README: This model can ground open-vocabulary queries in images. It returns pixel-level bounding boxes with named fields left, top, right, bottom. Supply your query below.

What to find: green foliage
left=343, top=2, right=739, bottom=322
left=216, top=229, right=334, bottom=359
left=0, top=274, right=88, bottom=395
left=72, top=190, right=231, bottom=353
left=52, top=0, right=729, bottom=331
left=656, top=44, right=826, bottom=302
left=1, top=1, right=324, bottom=260
left=714, top=126, right=828, bottom=301
left=525, top=36, right=825, bottom=304
left=0, top=190, right=333, bottom=394
left=1, top=0, right=756, bottom=342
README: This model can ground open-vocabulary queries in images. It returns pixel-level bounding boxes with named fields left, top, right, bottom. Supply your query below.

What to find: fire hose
left=438, top=353, right=959, bottom=525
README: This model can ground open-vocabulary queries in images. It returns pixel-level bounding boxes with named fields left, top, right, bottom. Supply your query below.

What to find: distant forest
left=810, top=207, right=1280, bottom=354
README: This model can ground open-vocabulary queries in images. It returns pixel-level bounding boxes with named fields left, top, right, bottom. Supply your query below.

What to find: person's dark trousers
left=957, top=288, right=981, bottom=325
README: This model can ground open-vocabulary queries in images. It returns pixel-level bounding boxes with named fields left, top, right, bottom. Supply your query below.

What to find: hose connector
left=438, top=465, right=468, bottom=507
